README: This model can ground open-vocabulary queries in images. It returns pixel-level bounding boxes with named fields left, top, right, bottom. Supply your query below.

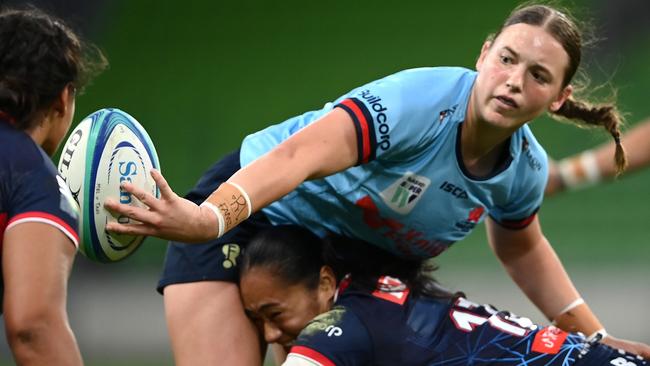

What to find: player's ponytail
left=551, top=97, right=627, bottom=175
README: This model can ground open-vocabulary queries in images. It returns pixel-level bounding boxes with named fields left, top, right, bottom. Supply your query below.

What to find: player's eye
left=500, top=55, right=513, bottom=64
left=531, top=71, right=548, bottom=84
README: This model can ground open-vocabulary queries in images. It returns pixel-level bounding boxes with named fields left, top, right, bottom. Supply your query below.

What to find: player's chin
left=484, top=112, right=522, bottom=129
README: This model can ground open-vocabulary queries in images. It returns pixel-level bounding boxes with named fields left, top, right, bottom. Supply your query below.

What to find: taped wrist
left=552, top=300, right=604, bottom=338
left=200, top=182, right=252, bottom=238
left=558, top=151, right=601, bottom=190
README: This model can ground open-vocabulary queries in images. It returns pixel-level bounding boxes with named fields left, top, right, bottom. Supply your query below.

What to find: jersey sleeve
left=287, top=306, right=372, bottom=366
left=6, top=151, right=79, bottom=248
left=489, top=132, right=548, bottom=230
left=333, top=68, right=457, bottom=165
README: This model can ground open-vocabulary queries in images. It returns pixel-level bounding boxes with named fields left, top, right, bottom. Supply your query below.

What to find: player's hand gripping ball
left=58, top=108, right=160, bottom=262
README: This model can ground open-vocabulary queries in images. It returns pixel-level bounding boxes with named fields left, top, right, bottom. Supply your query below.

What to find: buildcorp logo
left=360, top=89, right=390, bottom=151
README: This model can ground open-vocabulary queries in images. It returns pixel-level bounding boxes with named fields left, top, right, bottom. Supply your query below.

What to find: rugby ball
left=57, top=108, right=160, bottom=263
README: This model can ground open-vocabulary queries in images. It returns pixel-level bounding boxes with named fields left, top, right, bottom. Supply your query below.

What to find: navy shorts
left=157, top=149, right=273, bottom=294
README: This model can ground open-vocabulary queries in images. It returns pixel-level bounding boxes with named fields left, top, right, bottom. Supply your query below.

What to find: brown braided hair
left=492, top=3, right=627, bottom=174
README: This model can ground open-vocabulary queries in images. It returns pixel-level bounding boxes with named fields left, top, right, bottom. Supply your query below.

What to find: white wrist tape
left=200, top=201, right=225, bottom=238
left=556, top=297, right=585, bottom=318
left=226, top=181, right=252, bottom=219
left=586, top=328, right=608, bottom=343
left=558, top=151, right=601, bottom=189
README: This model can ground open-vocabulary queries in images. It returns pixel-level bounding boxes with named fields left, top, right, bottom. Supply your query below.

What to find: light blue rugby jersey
left=240, top=67, right=548, bottom=258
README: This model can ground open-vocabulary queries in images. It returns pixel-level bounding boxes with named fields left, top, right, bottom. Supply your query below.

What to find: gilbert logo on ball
left=58, top=108, right=160, bottom=262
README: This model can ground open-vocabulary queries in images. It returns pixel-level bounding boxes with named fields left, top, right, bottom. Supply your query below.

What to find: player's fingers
left=150, top=169, right=175, bottom=200
left=105, top=221, right=157, bottom=236
left=104, top=199, right=158, bottom=226
left=121, top=181, right=162, bottom=211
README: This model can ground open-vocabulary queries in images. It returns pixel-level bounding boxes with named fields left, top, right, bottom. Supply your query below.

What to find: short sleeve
left=334, top=68, right=472, bottom=165
left=6, top=150, right=79, bottom=248
left=288, top=306, right=372, bottom=366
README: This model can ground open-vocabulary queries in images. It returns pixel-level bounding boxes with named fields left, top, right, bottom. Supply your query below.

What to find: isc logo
left=439, top=181, right=468, bottom=199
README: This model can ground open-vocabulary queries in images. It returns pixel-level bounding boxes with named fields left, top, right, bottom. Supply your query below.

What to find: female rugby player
left=240, top=226, right=647, bottom=366
left=105, top=4, right=650, bottom=363
left=0, top=7, right=106, bottom=365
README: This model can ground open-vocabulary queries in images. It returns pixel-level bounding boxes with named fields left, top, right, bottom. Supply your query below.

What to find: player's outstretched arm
left=106, top=108, right=358, bottom=242
left=486, top=217, right=650, bottom=359
left=546, top=117, right=650, bottom=196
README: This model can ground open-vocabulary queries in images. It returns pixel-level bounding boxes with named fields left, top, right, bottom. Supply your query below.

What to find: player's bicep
left=486, top=215, right=544, bottom=261
left=3, top=223, right=76, bottom=315
left=284, top=107, right=358, bottom=180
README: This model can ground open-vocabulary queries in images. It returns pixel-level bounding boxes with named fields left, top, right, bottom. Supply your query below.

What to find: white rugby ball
left=57, top=108, right=160, bottom=263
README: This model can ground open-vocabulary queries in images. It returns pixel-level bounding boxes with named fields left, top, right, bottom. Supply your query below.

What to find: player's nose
left=263, top=322, right=283, bottom=344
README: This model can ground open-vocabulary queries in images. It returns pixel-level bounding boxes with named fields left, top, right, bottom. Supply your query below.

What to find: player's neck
left=461, top=92, right=513, bottom=177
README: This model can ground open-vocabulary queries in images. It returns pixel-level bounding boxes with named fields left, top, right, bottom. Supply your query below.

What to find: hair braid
left=552, top=98, right=627, bottom=175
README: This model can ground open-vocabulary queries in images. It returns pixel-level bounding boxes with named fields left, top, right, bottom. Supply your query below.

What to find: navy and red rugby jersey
left=287, top=277, right=646, bottom=366
left=0, top=121, right=79, bottom=308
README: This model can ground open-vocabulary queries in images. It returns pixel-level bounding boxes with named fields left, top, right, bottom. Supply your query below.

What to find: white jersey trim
left=7, top=217, right=79, bottom=249
left=283, top=353, right=325, bottom=366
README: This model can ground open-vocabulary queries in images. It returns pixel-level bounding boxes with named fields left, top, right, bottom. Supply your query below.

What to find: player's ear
left=476, top=40, right=492, bottom=70
left=549, top=84, right=573, bottom=112
left=318, top=266, right=337, bottom=308
left=51, top=84, right=75, bottom=117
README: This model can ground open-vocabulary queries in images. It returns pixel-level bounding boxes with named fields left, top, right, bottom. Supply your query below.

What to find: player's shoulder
left=0, top=124, right=46, bottom=173
left=296, top=303, right=369, bottom=343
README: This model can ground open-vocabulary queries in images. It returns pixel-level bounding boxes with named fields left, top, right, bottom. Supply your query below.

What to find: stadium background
left=1, top=0, right=649, bottom=364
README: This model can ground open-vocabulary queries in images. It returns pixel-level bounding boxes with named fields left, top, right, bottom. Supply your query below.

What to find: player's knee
left=4, top=307, right=59, bottom=349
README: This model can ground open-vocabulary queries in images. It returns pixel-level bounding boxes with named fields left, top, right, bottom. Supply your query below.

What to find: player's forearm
left=228, top=143, right=313, bottom=213
left=496, top=235, right=579, bottom=320
left=496, top=236, right=606, bottom=337
left=202, top=109, right=358, bottom=237
left=557, top=118, right=650, bottom=187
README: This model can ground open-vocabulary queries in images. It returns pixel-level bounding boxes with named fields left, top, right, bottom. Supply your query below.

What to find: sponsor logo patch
left=222, top=243, right=240, bottom=269
left=532, top=326, right=568, bottom=354
left=380, top=172, right=431, bottom=215
left=454, top=206, right=484, bottom=232
left=372, top=276, right=410, bottom=305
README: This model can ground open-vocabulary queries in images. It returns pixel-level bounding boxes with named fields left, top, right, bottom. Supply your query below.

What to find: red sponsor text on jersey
left=531, top=326, right=568, bottom=354
left=355, top=195, right=446, bottom=257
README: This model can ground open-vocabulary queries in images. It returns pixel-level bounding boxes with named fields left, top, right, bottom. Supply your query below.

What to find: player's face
left=473, top=23, right=572, bottom=129
left=241, top=266, right=335, bottom=348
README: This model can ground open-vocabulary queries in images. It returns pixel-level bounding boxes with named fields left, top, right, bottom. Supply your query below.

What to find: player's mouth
left=495, top=95, right=519, bottom=109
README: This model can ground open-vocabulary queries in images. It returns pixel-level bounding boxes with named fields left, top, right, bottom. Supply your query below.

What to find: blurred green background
left=1, top=0, right=648, bottom=364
